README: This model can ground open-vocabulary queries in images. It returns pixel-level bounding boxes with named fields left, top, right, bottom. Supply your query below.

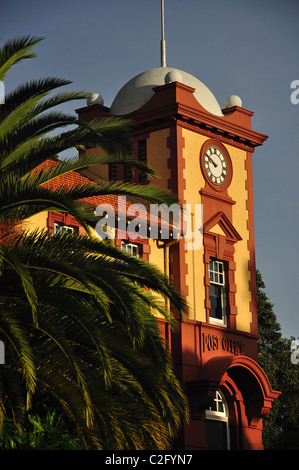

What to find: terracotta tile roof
left=35, top=158, right=119, bottom=208
left=33, top=158, right=172, bottom=230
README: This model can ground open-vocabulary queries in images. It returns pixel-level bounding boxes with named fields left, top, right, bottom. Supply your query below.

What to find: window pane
left=209, top=260, right=225, bottom=285
left=217, top=401, right=224, bottom=413
left=215, top=392, right=225, bottom=413
left=132, top=246, right=138, bottom=257
left=209, top=284, right=223, bottom=320
left=53, top=224, right=74, bottom=235
left=206, top=420, right=228, bottom=450
left=208, top=260, right=226, bottom=322
left=121, top=242, right=140, bottom=259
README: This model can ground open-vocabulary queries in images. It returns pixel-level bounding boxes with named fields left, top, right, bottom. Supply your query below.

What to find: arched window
left=205, top=391, right=230, bottom=449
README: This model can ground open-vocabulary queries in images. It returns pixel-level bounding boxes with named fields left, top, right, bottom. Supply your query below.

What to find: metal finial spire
left=160, top=0, right=166, bottom=67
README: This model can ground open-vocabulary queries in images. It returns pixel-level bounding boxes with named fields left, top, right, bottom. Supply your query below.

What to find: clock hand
left=208, top=156, right=218, bottom=168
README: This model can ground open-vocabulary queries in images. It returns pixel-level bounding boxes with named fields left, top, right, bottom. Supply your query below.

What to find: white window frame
left=208, top=259, right=227, bottom=326
left=206, top=391, right=230, bottom=450
left=120, top=241, right=140, bottom=259
left=53, top=223, right=74, bottom=235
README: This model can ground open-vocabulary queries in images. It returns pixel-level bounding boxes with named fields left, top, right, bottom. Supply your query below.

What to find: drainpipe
left=162, top=238, right=179, bottom=311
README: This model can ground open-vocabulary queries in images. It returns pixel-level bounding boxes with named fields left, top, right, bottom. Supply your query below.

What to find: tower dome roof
left=109, top=67, right=223, bottom=117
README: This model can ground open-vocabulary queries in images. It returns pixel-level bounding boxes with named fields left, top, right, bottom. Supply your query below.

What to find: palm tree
left=0, top=36, right=188, bottom=449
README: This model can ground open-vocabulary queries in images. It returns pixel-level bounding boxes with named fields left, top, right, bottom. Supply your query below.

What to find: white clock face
left=203, top=146, right=228, bottom=185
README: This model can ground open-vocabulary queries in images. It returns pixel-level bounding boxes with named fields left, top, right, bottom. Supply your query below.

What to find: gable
left=204, top=211, right=242, bottom=243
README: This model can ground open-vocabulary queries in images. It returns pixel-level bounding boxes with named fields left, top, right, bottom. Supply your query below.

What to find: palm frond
left=0, top=35, right=189, bottom=449
left=0, top=35, right=44, bottom=81
left=1, top=248, right=38, bottom=324
left=0, top=78, right=74, bottom=122
left=0, top=308, right=36, bottom=409
left=21, top=153, right=157, bottom=185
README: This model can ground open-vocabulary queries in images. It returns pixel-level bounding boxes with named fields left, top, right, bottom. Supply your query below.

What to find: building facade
left=74, top=66, right=280, bottom=450
left=26, top=65, right=280, bottom=449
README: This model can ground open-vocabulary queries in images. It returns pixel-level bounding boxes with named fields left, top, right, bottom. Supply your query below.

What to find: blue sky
left=1, top=0, right=298, bottom=339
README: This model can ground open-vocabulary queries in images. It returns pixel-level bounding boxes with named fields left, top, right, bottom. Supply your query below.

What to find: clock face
left=203, top=146, right=228, bottom=186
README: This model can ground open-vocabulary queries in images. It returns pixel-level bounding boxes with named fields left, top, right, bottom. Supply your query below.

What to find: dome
left=87, top=93, right=104, bottom=106
left=224, top=95, right=242, bottom=108
left=109, top=67, right=224, bottom=117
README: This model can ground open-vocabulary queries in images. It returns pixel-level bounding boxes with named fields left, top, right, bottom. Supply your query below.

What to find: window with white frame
left=53, top=223, right=74, bottom=235
left=120, top=241, right=140, bottom=258
left=206, top=391, right=230, bottom=450
left=208, top=259, right=227, bottom=326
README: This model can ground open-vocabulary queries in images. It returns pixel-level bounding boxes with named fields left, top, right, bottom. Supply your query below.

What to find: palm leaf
left=0, top=35, right=44, bottom=81
left=0, top=35, right=189, bottom=449
left=1, top=248, right=38, bottom=324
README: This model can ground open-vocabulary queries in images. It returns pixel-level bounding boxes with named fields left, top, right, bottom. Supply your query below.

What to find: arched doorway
left=186, top=355, right=280, bottom=450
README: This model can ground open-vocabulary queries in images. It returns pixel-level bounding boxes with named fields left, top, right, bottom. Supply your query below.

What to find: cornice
left=133, top=109, right=267, bottom=153
left=129, top=82, right=268, bottom=152
left=199, top=188, right=235, bottom=206
left=176, top=114, right=265, bottom=152
left=76, top=82, right=268, bottom=153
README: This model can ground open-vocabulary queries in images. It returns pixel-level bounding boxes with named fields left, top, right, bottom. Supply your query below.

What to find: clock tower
left=76, top=15, right=280, bottom=447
